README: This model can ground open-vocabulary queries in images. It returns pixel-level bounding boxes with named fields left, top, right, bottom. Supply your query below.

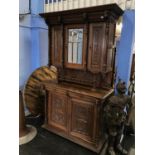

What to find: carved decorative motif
left=91, top=26, right=103, bottom=65
left=88, top=23, right=107, bottom=74
left=50, top=94, right=66, bottom=126
left=58, top=68, right=102, bottom=88
left=51, top=26, right=63, bottom=67
left=71, top=99, right=93, bottom=137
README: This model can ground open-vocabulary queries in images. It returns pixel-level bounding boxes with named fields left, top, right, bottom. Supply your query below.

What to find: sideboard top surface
left=43, top=82, right=114, bottom=100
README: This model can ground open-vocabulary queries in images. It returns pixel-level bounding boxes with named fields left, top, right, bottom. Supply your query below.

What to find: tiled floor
left=19, top=116, right=135, bottom=155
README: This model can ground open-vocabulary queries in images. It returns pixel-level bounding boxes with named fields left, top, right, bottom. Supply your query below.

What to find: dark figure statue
left=104, top=80, right=131, bottom=155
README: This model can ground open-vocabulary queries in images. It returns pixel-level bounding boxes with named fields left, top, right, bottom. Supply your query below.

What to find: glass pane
left=68, top=43, right=72, bottom=63
left=68, top=29, right=83, bottom=64
left=73, top=42, right=77, bottom=63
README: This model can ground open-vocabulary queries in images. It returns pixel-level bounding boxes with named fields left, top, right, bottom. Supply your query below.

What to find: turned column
left=19, top=90, right=29, bottom=137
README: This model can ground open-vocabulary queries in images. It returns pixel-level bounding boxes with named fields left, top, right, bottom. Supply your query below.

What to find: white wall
left=19, top=15, right=32, bottom=88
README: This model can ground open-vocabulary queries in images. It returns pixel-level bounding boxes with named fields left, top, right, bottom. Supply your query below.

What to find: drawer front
left=48, top=91, right=68, bottom=132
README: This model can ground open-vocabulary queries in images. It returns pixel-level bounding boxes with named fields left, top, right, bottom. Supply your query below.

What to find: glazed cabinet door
left=88, top=23, right=107, bottom=73
left=51, top=25, right=63, bottom=67
left=47, top=90, right=68, bottom=133
left=68, top=92, right=97, bottom=142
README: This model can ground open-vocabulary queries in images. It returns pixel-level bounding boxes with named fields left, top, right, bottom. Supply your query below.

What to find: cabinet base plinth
left=42, top=124, right=106, bottom=153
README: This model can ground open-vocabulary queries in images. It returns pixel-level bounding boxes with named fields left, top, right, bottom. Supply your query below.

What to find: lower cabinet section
left=43, top=83, right=113, bottom=153
left=68, top=93, right=95, bottom=143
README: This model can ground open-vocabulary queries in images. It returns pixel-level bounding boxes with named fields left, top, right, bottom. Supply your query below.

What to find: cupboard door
left=68, top=93, right=96, bottom=142
left=48, top=91, right=68, bottom=132
left=51, top=25, right=63, bottom=67
left=88, top=23, right=107, bottom=73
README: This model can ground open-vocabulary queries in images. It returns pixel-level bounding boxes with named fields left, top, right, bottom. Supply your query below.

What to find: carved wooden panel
left=69, top=96, right=95, bottom=141
left=43, top=83, right=114, bottom=152
left=88, top=23, right=107, bottom=73
left=48, top=91, right=68, bottom=132
left=58, top=68, right=100, bottom=87
left=51, top=25, right=63, bottom=67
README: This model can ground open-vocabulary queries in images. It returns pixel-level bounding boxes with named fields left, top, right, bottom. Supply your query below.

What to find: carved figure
left=104, top=80, right=131, bottom=155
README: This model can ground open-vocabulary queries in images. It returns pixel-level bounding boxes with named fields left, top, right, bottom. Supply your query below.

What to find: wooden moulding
left=43, top=82, right=114, bottom=100
left=40, top=4, right=123, bottom=25
left=42, top=123, right=106, bottom=153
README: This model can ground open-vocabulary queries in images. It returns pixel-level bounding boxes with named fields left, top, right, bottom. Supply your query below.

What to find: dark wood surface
left=42, top=82, right=113, bottom=153
left=88, top=23, right=107, bottom=73
left=51, top=22, right=116, bottom=88
left=51, top=25, right=63, bottom=67
left=40, top=4, right=123, bottom=89
left=39, top=4, right=123, bottom=153
left=44, top=82, right=113, bottom=99
left=40, top=4, right=123, bottom=25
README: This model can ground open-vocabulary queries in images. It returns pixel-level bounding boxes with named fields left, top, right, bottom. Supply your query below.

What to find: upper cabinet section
left=40, top=4, right=123, bottom=88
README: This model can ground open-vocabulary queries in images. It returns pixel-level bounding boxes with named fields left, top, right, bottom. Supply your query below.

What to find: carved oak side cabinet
left=40, top=4, right=123, bottom=153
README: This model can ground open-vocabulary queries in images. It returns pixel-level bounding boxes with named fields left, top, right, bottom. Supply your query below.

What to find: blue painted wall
left=31, top=13, right=48, bottom=71
left=31, top=0, right=44, bottom=15
left=19, top=0, right=30, bottom=14
left=19, top=0, right=48, bottom=88
left=19, top=14, right=32, bottom=88
left=115, top=10, right=135, bottom=93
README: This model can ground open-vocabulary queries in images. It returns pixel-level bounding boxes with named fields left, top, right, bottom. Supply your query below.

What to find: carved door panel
left=48, top=91, right=68, bottom=132
left=68, top=93, right=96, bottom=142
left=88, top=23, right=107, bottom=73
left=51, top=25, right=63, bottom=67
